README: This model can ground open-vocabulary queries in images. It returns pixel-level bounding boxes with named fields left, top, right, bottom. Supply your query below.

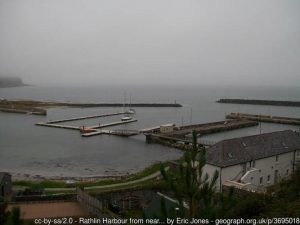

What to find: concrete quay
left=168, top=119, right=258, bottom=138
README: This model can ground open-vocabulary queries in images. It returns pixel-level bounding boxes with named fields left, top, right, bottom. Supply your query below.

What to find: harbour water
left=0, top=85, right=299, bottom=179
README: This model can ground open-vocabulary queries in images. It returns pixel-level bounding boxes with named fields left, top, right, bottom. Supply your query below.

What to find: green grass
left=44, top=178, right=168, bottom=195
left=86, top=179, right=168, bottom=195
left=44, top=189, right=76, bottom=195
left=81, top=162, right=166, bottom=186
left=13, top=180, right=67, bottom=189
left=13, top=159, right=182, bottom=191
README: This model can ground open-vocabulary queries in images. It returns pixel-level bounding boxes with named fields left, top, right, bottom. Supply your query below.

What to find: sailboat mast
left=123, top=91, right=126, bottom=112
left=129, top=94, right=132, bottom=108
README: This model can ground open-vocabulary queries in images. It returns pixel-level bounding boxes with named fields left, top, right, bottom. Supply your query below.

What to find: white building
left=160, top=124, right=176, bottom=134
left=203, top=130, right=300, bottom=192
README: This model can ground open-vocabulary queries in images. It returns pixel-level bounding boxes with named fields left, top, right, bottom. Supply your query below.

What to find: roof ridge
left=215, top=130, right=293, bottom=144
left=206, top=130, right=299, bottom=168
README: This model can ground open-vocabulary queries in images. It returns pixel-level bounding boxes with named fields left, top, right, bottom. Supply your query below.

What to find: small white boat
left=125, top=108, right=135, bottom=114
left=121, top=115, right=132, bottom=121
left=121, top=92, right=135, bottom=119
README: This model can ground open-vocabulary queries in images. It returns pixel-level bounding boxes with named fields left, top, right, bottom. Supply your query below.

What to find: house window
left=275, top=155, right=279, bottom=162
left=252, top=160, right=256, bottom=168
left=267, top=175, right=270, bottom=182
left=260, top=177, right=263, bottom=184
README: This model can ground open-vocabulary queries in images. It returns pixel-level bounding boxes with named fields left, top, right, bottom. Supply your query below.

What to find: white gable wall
left=253, top=151, right=295, bottom=186
left=202, top=164, right=221, bottom=191
left=204, top=150, right=299, bottom=191
left=221, top=164, right=244, bottom=182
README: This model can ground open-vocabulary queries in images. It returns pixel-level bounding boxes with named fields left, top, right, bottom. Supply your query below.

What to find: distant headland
left=0, top=76, right=27, bottom=88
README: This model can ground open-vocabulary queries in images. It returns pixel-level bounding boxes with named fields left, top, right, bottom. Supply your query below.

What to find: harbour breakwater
left=0, top=99, right=182, bottom=108
left=63, top=103, right=182, bottom=107
left=227, top=113, right=300, bottom=125
left=0, top=99, right=182, bottom=115
left=0, top=107, right=46, bottom=115
left=217, top=99, right=300, bottom=107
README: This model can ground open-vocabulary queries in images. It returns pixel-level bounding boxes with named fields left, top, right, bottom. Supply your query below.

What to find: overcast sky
left=0, top=0, right=299, bottom=86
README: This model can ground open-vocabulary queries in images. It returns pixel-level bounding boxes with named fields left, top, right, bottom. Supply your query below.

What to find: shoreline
left=8, top=160, right=174, bottom=184
left=10, top=172, right=129, bottom=182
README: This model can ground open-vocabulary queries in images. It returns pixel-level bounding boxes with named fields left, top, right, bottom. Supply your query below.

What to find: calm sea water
left=0, top=85, right=299, bottom=179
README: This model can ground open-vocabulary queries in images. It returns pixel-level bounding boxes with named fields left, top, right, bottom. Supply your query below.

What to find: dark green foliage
left=0, top=201, right=9, bottom=225
left=148, top=129, right=300, bottom=220
left=261, top=168, right=300, bottom=217
left=269, top=168, right=300, bottom=200
left=228, top=168, right=300, bottom=219
left=160, top=130, right=233, bottom=221
left=157, top=198, right=180, bottom=221
left=227, top=193, right=267, bottom=219
left=5, top=207, right=23, bottom=225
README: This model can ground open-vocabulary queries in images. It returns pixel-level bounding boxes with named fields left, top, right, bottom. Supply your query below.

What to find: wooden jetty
left=226, top=113, right=300, bottom=125
left=89, top=119, right=138, bottom=129
left=36, top=119, right=138, bottom=130
left=46, top=112, right=126, bottom=124
left=81, top=130, right=111, bottom=137
left=110, top=130, right=140, bottom=136
left=35, top=122, right=81, bottom=130
left=36, top=111, right=139, bottom=138
left=82, top=129, right=140, bottom=137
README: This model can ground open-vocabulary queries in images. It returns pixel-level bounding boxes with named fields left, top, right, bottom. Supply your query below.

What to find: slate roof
left=206, top=130, right=300, bottom=168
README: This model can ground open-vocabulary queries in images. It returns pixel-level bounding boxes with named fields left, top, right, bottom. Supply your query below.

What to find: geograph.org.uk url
left=33, top=217, right=300, bottom=225
left=215, top=217, right=300, bottom=225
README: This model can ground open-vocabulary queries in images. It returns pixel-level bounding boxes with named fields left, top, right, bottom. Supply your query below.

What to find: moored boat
left=121, top=115, right=132, bottom=121
left=80, top=126, right=94, bottom=133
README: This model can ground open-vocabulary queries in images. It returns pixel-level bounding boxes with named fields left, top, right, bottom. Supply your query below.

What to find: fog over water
left=0, top=0, right=300, bottom=86
left=0, top=86, right=299, bottom=178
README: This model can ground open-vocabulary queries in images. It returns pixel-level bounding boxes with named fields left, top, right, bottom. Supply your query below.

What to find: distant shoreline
left=217, top=98, right=300, bottom=107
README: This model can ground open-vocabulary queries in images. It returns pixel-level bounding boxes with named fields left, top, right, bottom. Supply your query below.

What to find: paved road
left=44, top=168, right=167, bottom=192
